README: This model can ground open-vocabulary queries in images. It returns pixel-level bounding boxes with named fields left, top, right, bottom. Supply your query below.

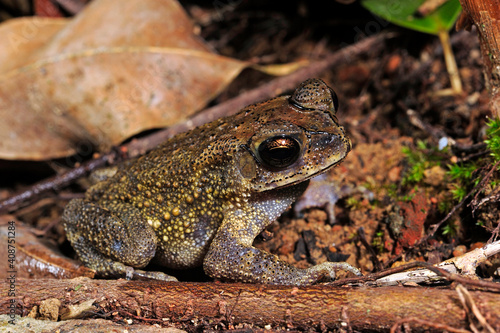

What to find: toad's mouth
left=268, top=155, right=348, bottom=191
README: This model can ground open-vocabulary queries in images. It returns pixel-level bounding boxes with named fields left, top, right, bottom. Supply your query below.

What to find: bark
left=459, top=0, right=500, bottom=118
left=2, top=278, right=499, bottom=332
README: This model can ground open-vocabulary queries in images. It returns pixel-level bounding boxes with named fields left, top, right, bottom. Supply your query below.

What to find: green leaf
left=361, top=0, right=462, bottom=35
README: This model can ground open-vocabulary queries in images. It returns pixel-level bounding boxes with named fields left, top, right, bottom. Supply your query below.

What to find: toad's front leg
left=203, top=187, right=361, bottom=286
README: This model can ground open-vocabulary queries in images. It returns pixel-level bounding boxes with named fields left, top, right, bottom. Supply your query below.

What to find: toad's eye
left=257, top=136, right=301, bottom=169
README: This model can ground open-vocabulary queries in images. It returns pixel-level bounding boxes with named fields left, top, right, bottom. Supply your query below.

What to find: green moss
left=445, top=118, right=500, bottom=203
left=346, top=197, right=362, bottom=210
left=442, top=222, right=457, bottom=236
left=485, top=118, right=500, bottom=162
left=402, top=140, right=443, bottom=185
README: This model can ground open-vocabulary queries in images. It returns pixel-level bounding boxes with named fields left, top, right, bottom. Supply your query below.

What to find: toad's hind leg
left=62, top=199, right=177, bottom=281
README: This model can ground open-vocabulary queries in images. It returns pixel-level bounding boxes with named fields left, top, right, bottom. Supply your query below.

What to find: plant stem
left=438, top=29, right=463, bottom=94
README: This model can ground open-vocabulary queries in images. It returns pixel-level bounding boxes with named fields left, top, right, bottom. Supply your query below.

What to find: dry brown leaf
left=0, top=217, right=95, bottom=279
left=37, top=0, right=213, bottom=55
left=0, top=48, right=246, bottom=160
left=0, top=0, right=247, bottom=160
left=0, top=17, right=68, bottom=73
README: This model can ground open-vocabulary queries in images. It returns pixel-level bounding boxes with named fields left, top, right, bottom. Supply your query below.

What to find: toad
left=63, top=78, right=360, bottom=285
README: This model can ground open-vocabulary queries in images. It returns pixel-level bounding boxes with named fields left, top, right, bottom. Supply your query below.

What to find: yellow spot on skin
left=186, top=195, right=193, bottom=204
left=146, top=190, right=152, bottom=198
left=163, top=235, right=169, bottom=242
left=147, top=219, right=153, bottom=226
left=172, top=207, right=180, bottom=216
left=167, top=226, right=172, bottom=232
left=164, top=213, right=171, bottom=220
left=137, top=184, right=143, bottom=191
left=144, top=201, right=150, bottom=208
left=153, top=220, right=161, bottom=229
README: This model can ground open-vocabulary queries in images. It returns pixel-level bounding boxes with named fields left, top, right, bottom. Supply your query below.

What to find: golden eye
left=257, top=136, right=301, bottom=169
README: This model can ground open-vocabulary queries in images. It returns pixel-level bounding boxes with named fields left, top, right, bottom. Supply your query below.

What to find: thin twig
left=471, top=160, right=500, bottom=208
left=0, top=154, right=111, bottom=214
left=357, top=227, right=383, bottom=271
left=456, top=284, right=497, bottom=333
left=330, top=260, right=500, bottom=291
left=0, top=33, right=390, bottom=214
